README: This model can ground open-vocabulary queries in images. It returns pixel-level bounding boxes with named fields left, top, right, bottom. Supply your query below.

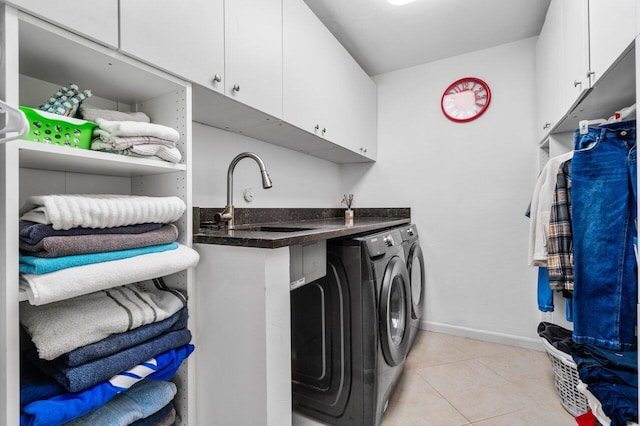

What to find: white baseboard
left=421, top=320, right=544, bottom=352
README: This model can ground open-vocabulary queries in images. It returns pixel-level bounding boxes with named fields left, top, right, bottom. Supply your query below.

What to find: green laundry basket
left=19, top=106, right=97, bottom=149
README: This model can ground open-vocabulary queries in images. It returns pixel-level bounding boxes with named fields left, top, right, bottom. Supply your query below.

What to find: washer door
left=379, top=255, right=411, bottom=366
left=407, top=243, right=425, bottom=320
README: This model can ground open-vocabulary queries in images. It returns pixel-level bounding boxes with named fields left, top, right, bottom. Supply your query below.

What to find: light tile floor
left=381, top=331, right=576, bottom=426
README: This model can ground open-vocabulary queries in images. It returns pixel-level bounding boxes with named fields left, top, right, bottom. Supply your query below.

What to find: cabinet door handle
left=543, top=122, right=551, bottom=130
left=213, top=74, right=222, bottom=83
left=321, top=128, right=326, bottom=135
left=573, top=80, right=582, bottom=87
left=232, top=84, right=240, bottom=92
left=314, top=124, right=320, bottom=131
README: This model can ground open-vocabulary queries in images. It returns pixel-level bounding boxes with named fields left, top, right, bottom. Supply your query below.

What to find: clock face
left=441, top=77, right=491, bottom=122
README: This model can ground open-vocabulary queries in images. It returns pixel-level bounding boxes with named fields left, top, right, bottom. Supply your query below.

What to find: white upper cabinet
left=283, top=0, right=330, bottom=144
left=561, top=0, right=589, bottom=113
left=6, top=0, right=118, bottom=47
left=536, top=0, right=565, bottom=141
left=283, top=0, right=377, bottom=160
left=225, top=0, right=283, bottom=119
left=588, top=0, right=636, bottom=85
left=536, top=0, right=636, bottom=141
left=120, top=0, right=225, bottom=94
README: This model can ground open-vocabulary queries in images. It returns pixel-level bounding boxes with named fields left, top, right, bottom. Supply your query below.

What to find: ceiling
left=303, top=0, right=551, bottom=76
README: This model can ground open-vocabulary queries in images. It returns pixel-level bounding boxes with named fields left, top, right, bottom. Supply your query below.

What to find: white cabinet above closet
left=4, top=0, right=118, bottom=47
left=536, top=0, right=637, bottom=141
left=120, top=0, right=225, bottom=95
left=588, top=0, right=637, bottom=86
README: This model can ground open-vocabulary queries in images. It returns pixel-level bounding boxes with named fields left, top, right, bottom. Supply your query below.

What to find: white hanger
left=578, top=103, right=636, bottom=134
left=0, top=100, right=29, bottom=143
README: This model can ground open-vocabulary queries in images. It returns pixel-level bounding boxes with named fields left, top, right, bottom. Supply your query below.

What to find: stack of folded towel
left=80, top=104, right=183, bottom=164
left=18, top=194, right=199, bottom=305
left=18, top=193, right=199, bottom=425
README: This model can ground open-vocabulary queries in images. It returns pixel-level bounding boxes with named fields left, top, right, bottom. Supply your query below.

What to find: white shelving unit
left=0, top=5, right=194, bottom=425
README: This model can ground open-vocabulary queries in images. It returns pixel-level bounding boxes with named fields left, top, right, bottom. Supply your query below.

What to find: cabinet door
left=535, top=0, right=565, bottom=141
left=329, top=41, right=377, bottom=160
left=561, top=0, right=589, bottom=111
left=589, top=0, right=636, bottom=85
left=225, top=0, right=283, bottom=119
left=7, top=0, right=118, bottom=47
left=283, top=0, right=330, bottom=142
left=120, top=0, right=224, bottom=94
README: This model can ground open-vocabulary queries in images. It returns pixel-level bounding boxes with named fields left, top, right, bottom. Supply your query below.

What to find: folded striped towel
left=20, top=244, right=199, bottom=305
left=20, top=194, right=186, bottom=230
left=19, top=224, right=178, bottom=258
left=91, top=132, right=177, bottom=149
left=20, top=242, right=178, bottom=274
left=20, top=281, right=186, bottom=360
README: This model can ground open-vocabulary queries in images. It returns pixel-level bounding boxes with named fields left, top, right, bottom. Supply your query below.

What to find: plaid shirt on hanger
left=547, top=159, right=574, bottom=291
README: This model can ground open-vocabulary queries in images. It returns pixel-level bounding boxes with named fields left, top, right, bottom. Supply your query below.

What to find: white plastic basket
left=540, top=337, right=589, bottom=417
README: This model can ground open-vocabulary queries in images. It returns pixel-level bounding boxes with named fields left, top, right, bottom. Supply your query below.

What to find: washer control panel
left=361, top=229, right=403, bottom=257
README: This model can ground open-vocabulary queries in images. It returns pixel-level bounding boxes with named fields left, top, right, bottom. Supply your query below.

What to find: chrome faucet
left=215, top=152, right=273, bottom=229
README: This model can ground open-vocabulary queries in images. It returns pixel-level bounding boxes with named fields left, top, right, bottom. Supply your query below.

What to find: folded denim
left=29, top=328, right=192, bottom=392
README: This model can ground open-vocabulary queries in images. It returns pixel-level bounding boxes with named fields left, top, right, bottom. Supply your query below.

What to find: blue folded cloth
left=59, top=307, right=188, bottom=367
left=65, top=380, right=177, bottom=426
left=130, top=402, right=174, bottom=426
left=19, top=221, right=162, bottom=245
left=19, top=242, right=178, bottom=274
left=21, top=344, right=194, bottom=426
left=29, top=328, right=192, bottom=392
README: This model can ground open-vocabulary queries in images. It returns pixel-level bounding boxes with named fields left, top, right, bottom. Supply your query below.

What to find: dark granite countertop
left=193, top=207, right=411, bottom=249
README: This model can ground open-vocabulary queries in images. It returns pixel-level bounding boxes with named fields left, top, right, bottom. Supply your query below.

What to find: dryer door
left=407, top=242, right=425, bottom=320
left=291, top=254, right=351, bottom=417
left=379, top=255, right=411, bottom=366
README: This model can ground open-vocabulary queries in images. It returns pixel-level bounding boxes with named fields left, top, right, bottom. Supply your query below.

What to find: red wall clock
left=441, top=77, right=491, bottom=122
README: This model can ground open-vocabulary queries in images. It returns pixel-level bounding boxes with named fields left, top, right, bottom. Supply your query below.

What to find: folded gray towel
left=79, top=104, right=151, bottom=123
left=20, top=224, right=178, bottom=258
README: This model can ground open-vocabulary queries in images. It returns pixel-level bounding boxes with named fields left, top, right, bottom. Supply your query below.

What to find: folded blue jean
left=59, top=307, right=188, bottom=367
left=21, top=344, right=194, bottom=426
left=19, top=242, right=178, bottom=274
left=29, top=328, right=192, bottom=392
left=65, top=380, right=177, bottom=426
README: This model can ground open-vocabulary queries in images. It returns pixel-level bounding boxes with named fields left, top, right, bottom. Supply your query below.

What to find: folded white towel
left=79, top=105, right=151, bottom=123
left=20, top=194, right=186, bottom=230
left=96, top=118, right=180, bottom=143
left=20, top=244, right=200, bottom=305
left=130, top=144, right=182, bottom=163
left=91, top=132, right=177, bottom=150
left=20, top=281, right=185, bottom=360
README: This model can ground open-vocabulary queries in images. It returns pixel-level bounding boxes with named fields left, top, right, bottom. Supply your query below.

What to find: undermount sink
left=241, top=226, right=313, bottom=233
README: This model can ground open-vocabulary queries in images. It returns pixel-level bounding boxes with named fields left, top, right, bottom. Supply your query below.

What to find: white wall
left=341, top=37, right=542, bottom=347
left=192, top=122, right=342, bottom=207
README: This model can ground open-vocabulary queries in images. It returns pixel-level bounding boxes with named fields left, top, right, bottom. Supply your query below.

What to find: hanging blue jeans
left=572, top=120, right=637, bottom=351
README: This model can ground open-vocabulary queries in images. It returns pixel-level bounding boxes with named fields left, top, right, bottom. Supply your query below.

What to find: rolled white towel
left=20, top=194, right=186, bottom=230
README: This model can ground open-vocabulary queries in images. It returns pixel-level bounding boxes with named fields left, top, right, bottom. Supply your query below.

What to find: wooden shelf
left=15, top=141, right=186, bottom=176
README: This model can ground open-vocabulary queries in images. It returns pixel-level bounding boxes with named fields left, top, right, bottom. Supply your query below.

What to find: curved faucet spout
left=218, top=152, right=272, bottom=230
left=227, top=152, right=272, bottom=206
